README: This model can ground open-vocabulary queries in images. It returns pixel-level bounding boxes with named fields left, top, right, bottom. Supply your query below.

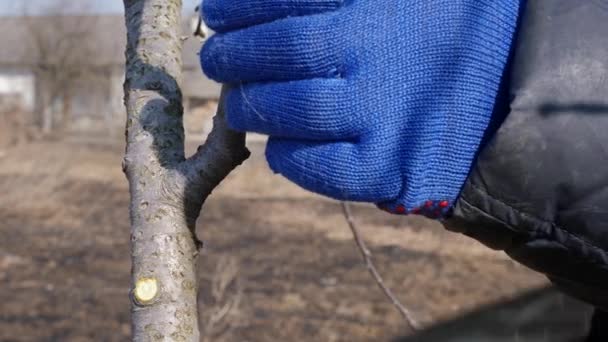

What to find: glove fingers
left=225, top=79, right=364, bottom=140
left=202, top=0, right=344, bottom=33
left=266, top=138, right=402, bottom=202
left=201, top=14, right=343, bottom=83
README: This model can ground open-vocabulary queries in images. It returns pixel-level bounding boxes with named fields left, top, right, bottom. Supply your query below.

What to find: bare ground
left=0, top=140, right=558, bottom=341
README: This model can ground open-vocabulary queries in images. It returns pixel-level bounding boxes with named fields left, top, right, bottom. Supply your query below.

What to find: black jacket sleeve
left=444, top=0, right=608, bottom=310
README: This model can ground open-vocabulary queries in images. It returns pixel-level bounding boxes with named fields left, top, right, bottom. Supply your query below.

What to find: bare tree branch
left=123, top=0, right=249, bottom=340
left=341, top=202, right=422, bottom=331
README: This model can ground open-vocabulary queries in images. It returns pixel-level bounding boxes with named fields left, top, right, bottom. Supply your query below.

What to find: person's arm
left=444, top=0, right=608, bottom=311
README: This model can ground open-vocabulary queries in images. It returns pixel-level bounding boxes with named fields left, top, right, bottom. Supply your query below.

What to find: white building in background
left=0, top=70, right=35, bottom=113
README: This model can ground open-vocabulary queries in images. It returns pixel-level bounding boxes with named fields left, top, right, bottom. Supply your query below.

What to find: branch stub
left=133, top=277, right=160, bottom=306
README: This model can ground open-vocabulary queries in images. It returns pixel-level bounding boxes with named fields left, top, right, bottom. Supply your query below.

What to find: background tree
left=122, top=0, right=249, bottom=340
left=23, top=1, right=99, bottom=135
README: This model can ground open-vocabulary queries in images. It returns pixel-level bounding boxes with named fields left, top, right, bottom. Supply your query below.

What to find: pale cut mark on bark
left=341, top=202, right=422, bottom=331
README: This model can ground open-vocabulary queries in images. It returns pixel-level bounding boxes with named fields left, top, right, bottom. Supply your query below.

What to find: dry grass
left=0, top=140, right=548, bottom=341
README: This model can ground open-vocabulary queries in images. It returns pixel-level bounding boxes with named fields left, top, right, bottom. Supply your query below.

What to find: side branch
left=179, top=89, right=250, bottom=230
left=182, top=88, right=250, bottom=197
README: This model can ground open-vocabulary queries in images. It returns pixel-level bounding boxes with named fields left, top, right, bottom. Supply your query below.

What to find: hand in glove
left=200, top=0, right=522, bottom=218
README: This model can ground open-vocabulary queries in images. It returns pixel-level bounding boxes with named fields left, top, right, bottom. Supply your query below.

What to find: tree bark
left=122, top=1, right=249, bottom=340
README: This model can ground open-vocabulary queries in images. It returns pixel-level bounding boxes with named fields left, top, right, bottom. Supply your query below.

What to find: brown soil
left=0, top=140, right=548, bottom=342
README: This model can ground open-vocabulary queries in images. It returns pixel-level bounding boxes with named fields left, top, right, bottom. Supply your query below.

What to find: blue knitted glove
left=200, top=0, right=522, bottom=218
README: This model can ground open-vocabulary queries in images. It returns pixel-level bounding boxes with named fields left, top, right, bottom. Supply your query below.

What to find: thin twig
left=341, top=202, right=421, bottom=331
left=193, top=5, right=206, bottom=39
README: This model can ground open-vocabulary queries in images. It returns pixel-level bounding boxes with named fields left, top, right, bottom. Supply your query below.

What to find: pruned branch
left=341, top=202, right=421, bottom=331
left=123, top=0, right=249, bottom=340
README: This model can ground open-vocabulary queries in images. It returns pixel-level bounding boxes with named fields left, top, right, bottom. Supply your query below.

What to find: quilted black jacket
left=445, top=0, right=608, bottom=310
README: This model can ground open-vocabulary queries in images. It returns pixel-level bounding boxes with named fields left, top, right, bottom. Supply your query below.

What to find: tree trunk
left=122, top=1, right=249, bottom=340
left=60, top=90, right=72, bottom=133
left=41, top=91, right=53, bottom=135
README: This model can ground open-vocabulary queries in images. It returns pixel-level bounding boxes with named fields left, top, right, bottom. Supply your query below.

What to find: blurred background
left=0, top=0, right=595, bottom=341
